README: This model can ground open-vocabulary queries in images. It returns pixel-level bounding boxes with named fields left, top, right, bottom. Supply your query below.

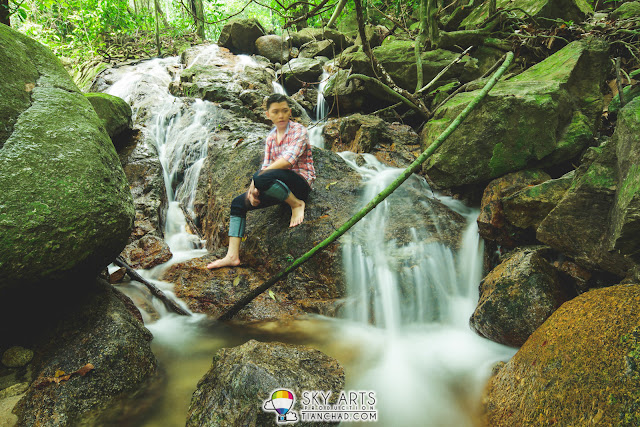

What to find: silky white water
left=98, top=46, right=514, bottom=426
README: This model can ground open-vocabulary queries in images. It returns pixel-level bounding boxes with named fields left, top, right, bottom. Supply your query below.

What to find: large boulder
left=299, top=39, right=336, bottom=59
left=502, top=170, right=574, bottom=231
left=461, top=0, right=592, bottom=29
left=280, top=58, right=324, bottom=94
left=477, top=170, right=551, bottom=247
left=191, top=132, right=362, bottom=317
left=322, top=69, right=371, bottom=114
left=611, top=1, right=640, bottom=20
left=290, top=28, right=351, bottom=51
left=84, top=92, right=133, bottom=150
left=9, top=279, right=158, bottom=426
left=537, top=142, right=632, bottom=276
left=336, top=42, right=473, bottom=92
left=217, top=18, right=265, bottom=54
left=322, top=114, right=421, bottom=168
left=609, top=97, right=640, bottom=262
left=470, top=246, right=576, bottom=347
left=0, top=25, right=134, bottom=287
left=186, top=340, right=345, bottom=427
left=481, top=283, right=640, bottom=426
left=421, top=39, right=608, bottom=190
left=255, top=35, right=291, bottom=64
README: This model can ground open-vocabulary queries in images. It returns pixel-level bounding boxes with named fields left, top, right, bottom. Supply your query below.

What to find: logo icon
left=263, top=389, right=298, bottom=423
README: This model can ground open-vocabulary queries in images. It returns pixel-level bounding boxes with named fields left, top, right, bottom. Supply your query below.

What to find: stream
left=101, top=46, right=515, bottom=426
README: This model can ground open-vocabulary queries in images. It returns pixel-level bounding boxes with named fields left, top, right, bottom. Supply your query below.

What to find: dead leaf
left=77, top=364, right=94, bottom=376
left=25, top=82, right=35, bottom=92
left=268, top=290, right=277, bottom=301
left=325, top=181, right=338, bottom=190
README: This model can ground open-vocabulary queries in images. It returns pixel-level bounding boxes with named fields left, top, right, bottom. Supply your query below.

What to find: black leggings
left=228, top=169, right=311, bottom=237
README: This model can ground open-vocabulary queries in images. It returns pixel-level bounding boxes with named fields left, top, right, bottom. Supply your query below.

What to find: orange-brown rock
left=481, top=284, right=640, bottom=426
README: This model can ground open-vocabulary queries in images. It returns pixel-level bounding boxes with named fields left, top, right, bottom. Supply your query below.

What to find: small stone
left=2, top=346, right=34, bottom=368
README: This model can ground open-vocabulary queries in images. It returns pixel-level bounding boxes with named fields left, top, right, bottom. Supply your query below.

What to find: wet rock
left=421, top=39, right=608, bottom=190
left=279, top=58, right=324, bottom=94
left=255, top=35, right=291, bottom=63
left=502, top=171, right=574, bottom=231
left=462, top=0, right=592, bottom=29
left=323, top=114, right=420, bottom=168
left=2, top=347, right=34, bottom=368
left=609, top=97, right=640, bottom=262
left=12, top=279, right=157, bottom=426
left=470, top=246, right=576, bottom=347
left=481, top=284, right=640, bottom=426
left=193, top=138, right=361, bottom=317
left=537, top=141, right=632, bottom=276
left=477, top=170, right=551, bottom=247
left=0, top=25, right=134, bottom=287
left=163, top=257, right=306, bottom=322
left=120, top=234, right=172, bottom=269
left=218, top=18, right=266, bottom=55
left=85, top=92, right=134, bottom=150
left=322, top=69, right=370, bottom=114
left=186, top=340, right=344, bottom=427
left=291, top=87, right=318, bottom=113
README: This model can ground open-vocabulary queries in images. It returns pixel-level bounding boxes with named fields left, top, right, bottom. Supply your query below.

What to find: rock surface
left=255, top=35, right=291, bottom=64
left=218, top=18, right=266, bottom=54
left=421, top=39, right=608, bottom=190
left=85, top=92, right=133, bottom=150
left=0, top=24, right=134, bottom=287
left=481, top=284, right=640, bottom=426
left=186, top=340, right=344, bottom=427
left=470, top=247, right=576, bottom=347
left=11, top=279, right=158, bottom=426
left=120, top=234, right=172, bottom=269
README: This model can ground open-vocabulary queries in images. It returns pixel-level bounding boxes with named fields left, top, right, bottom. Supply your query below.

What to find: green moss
left=619, top=164, right=640, bottom=209
left=581, top=161, right=617, bottom=189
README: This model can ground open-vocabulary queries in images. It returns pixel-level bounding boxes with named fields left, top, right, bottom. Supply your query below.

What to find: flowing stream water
left=99, top=47, right=514, bottom=426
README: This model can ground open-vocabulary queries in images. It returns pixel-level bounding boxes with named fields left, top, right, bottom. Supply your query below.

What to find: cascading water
left=308, top=70, right=330, bottom=149
left=95, top=46, right=514, bottom=426
left=330, top=153, right=515, bottom=426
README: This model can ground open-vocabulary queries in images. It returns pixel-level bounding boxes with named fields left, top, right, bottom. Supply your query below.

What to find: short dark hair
left=266, top=93, right=289, bottom=109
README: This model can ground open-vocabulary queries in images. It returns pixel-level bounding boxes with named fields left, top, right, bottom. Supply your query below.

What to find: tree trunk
left=327, top=0, right=348, bottom=28
left=190, top=0, right=205, bottom=40
left=155, top=0, right=170, bottom=29
left=489, top=0, right=497, bottom=17
left=154, top=0, right=161, bottom=56
left=1, top=0, right=10, bottom=27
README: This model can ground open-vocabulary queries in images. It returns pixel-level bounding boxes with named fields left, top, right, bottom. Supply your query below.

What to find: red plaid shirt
left=262, top=120, right=316, bottom=185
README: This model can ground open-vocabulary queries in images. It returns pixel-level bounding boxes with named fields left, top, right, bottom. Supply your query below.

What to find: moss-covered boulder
left=298, top=39, right=335, bottom=59
left=186, top=340, right=345, bottom=427
left=322, top=69, right=370, bottom=114
left=502, top=170, right=574, bottom=230
left=461, top=0, right=592, bottom=29
left=217, top=18, right=265, bottom=54
left=611, top=1, right=640, bottom=20
left=421, top=39, right=608, bottom=190
left=609, top=97, right=640, bottom=262
left=84, top=92, right=133, bottom=150
left=290, top=27, right=351, bottom=51
left=481, top=283, right=640, bottom=426
left=0, top=25, right=134, bottom=287
left=336, top=42, right=472, bottom=92
left=537, top=142, right=632, bottom=276
left=477, top=170, right=550, bottom=247
left=470, top=246, right=576, bottom=347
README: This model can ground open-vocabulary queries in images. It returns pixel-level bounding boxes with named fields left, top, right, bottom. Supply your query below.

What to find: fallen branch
left=346, top=73, right=427, bottom=118
left=417, top=46, right=473, bottom=95
left=180, top=203, right=204, bottom=240
left=114, top=256, right=190, bottom=316
left=217, top=51, right=515, bottom=321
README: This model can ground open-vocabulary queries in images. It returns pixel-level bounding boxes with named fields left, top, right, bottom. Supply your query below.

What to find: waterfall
left=308, top=70, right=330, bottom=148
left=336, top=153, right=515, bottom=426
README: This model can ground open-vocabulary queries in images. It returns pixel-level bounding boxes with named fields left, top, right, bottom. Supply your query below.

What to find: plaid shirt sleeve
left=280, top=124, right=308, bottom=166
left=261, top=132, right=275, bottom=170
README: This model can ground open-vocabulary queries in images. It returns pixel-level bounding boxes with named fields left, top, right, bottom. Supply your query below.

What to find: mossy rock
left=611, top=1, right=640, bottom=20
left=482, top=283, right=640, bottom=426
left=461, top=0, right=592, bottom=29
left=85, top=92, right=133, bottom=149
left=0, top=25, right=134, bottom=287
left=609, top=97, right=640, bottom=262
left=420, top=39, right=608, bottom=190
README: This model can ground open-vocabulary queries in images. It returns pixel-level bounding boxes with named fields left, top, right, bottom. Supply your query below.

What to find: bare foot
left=289, top=199, right=305, bottom=227
left=206, top=255, right=241, bottom=269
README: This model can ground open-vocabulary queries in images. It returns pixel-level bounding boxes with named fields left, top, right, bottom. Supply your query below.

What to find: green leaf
left=268, top=290, right=277, bottom=301
left=233, top=277, right=241, bottom=287
left=325, top=181, right=338, bottom=190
